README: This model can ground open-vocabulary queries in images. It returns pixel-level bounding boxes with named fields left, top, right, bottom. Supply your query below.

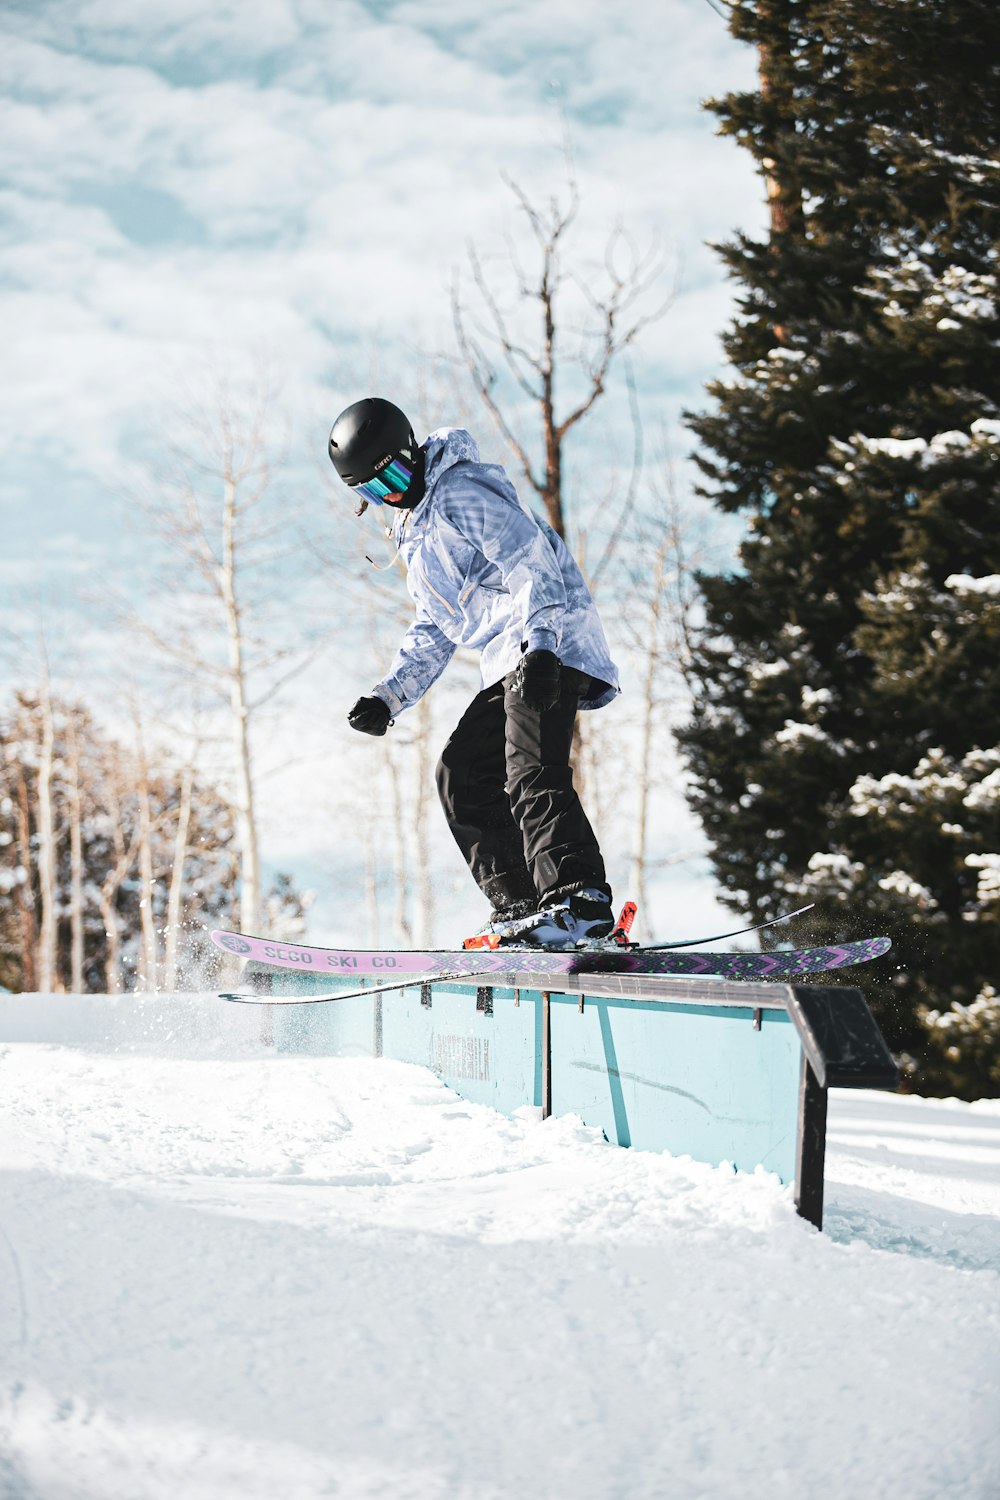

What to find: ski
left=217, top=972, right=473, bottom=1008
left=643, top=902, right=816, bottom=951
left=211, top=927, right=891, bottom=982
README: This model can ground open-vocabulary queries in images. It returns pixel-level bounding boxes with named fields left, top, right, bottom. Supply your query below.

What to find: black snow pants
left=435, top=665, right=608, bottom=914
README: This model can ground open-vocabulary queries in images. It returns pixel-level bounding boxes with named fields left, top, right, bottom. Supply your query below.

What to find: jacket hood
left=423, top=427, right=480, bottom=486
left=388, top=427, right=479, bottom=537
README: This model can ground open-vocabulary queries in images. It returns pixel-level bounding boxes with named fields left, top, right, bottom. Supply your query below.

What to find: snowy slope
left=0, top=995, right=997, bottom=1500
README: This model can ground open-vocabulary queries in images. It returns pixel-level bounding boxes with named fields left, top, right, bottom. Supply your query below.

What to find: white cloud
left=1, top=1, right=760, bottom=458
left=5, top=0, right=304, bottom=67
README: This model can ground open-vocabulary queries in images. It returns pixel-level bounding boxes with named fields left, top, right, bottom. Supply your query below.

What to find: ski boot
left=498, top=887, right=616, bottom=949
left=462, top=899, right=536, bottom=950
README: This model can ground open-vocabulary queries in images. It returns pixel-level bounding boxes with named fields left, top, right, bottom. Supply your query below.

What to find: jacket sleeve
left=372, top=604, right=457, bottom=716
left=441, top=477, right=565, bottom=655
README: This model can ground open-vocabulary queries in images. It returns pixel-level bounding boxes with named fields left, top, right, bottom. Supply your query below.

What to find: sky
left=0, top=0, right=767, bottom=943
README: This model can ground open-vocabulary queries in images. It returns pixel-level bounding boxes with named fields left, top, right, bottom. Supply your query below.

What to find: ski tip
left=210, top=929, right=256, bottom=957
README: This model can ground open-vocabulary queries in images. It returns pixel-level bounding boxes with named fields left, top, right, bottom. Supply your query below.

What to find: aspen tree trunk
left=99, top=758, right=135, bottom=995
left=14, top=765, right=37, bottom=992
left=630, top=651, right=657, bottom=919
left=386, top=744, right=412, bottom=944
left=412, top=696, right=437, bottom=947
left=67, top=723, right=85, bottom=993
left=127, top=384, right=301, bottom=949
left=35, top=684, right=58, bottom=993
left=629, top=534, right=671, bottom=916
left=135, top=751, right=159, bottom=991
left=364, top=838, right=380, bottom=948
left=163, top=761, right=194, bottom=990
left=539, top=250, right=564, bottom=538
left=99, top=885, right=122, bottom=994
left=220, top=471, right=261, bottom=936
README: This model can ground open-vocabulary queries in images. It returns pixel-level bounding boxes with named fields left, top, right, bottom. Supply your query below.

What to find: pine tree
left=679, top=0, right=1000, bottom=1094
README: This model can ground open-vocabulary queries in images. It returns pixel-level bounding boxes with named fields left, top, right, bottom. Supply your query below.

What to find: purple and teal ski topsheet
left=210, top=928, right=891, bottom=981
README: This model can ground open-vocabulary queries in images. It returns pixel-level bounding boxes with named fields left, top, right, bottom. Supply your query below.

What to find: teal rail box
left=249, top=966, right=897, bottom=1230
left=548, top=990, right=799, bottom=1180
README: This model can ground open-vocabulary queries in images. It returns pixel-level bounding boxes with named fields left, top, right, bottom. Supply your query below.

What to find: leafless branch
left=453, top=130, right=673, bottom=538
left=452, top=269, right=544, bottom=498
left=589, top=356, right=645, bottom=588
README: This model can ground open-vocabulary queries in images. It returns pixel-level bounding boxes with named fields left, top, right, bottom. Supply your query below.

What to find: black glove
left=515, top=649, right=562, bottom=712
left=348, top=696, right=392, bottom=736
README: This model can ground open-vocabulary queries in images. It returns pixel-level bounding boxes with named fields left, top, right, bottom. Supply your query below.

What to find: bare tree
left=96, top=748, right=141, bottom=994
left=409, top=695, right=438, bottom=946
left=66, top=714, right=85, bottom=993
left=0, top=678, right=239, bottom=994
left=363, top=834, right=381, bottom=947
left=163, top=758, right=195, bottom=991
left=384, top=693, right=440, bottom=947
left=132, top=719, right=159, bottom=991
left=452, top=141, right=671, bottom=542
left=121, top=375, right=330, bottom=938
left=343, top=588, right=462, bottom=948
left=1, top=671, right=66, bottom=993
left=35, top=662, right=58, bottom=993
left=384, top=740, right=413, bottom=947
left=451, top=143, right=675, bottom=830
left=630, top=529, right=673, bottom=915
left=616, top=457, right=711, bottom=918
left=11, top=759, right=38, bottom=991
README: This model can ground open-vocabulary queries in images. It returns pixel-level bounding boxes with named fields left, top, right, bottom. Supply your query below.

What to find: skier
left=329, top=397, right=620, bottom=948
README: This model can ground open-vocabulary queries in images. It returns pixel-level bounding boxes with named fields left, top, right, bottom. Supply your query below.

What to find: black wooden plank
left=795, top=1055, right=829, bottom=1229
left=785, top=986, right=898, bottom=1090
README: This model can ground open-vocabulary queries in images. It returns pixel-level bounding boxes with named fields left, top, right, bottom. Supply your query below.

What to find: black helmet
left=328, top=397, right=425, bottom=514
left=328, top=397, right=416, bottom=485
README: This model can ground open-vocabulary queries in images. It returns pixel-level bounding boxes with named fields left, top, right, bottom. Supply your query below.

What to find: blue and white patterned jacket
left=371, top=428, right=619, bottom=716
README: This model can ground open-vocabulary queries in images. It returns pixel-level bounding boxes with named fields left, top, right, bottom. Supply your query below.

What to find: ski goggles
left=350, top=455, right=416, bottom=507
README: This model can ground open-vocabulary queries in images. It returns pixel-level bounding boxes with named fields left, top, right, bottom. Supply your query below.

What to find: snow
left=849, top=750, right=985, bottom=815
left=869, top=260, right=997, bottom=322
left=876, top=870, right=938, bottom=908
left=947, top=573, right=1000, bottom=597
left=748, top=659, right=789, bottom=683
left=800, top=684, right=833, bottom=712
left=966, top=853, right=1000, bottom=902
left=961, top=760, right=1000, bottom=810
left=774, top=718, right=843, bottom=753
left=857, top=435, right=929, bottom=461
left=1, top=995, right=999, bottom=1500
left=803, top=852, right=866, bottom=898
left=832, top=417, right=999, bottom=478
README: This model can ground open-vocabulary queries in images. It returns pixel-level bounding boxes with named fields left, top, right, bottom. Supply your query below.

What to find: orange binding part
left=463, top=932, right=501, bottom=950
left=611, top=900, right=638, bottom=945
